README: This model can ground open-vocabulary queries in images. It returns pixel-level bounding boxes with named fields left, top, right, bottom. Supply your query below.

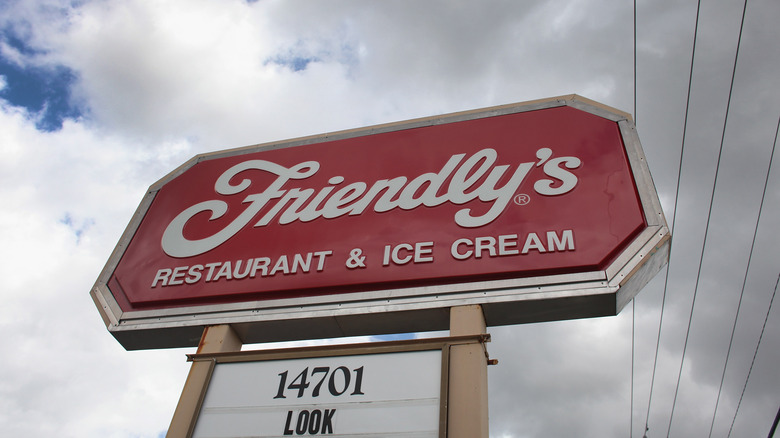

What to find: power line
left=710, top=115, right=778, bottom=437
left=631, top=1, right=637, bottom=436
left=727, top=272, right=779, bottom=437
left=667, top=1, right=749, bottom=435
left=632, top=300, right=636, bottom=438
left=767, top=404, right=780, bottom=438
left=633, top=0, right=637, bottom=123
left=726, top=118, right=780, bottom=436
left=642, top=0, right=702, bottom=435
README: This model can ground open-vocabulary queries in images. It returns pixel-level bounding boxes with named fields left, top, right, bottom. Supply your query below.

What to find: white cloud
left=0, top=41, right=26, bottom=67
left=0, top=94, right=198, bottom=437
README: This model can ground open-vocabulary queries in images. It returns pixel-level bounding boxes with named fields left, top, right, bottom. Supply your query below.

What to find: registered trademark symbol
left=514, top=193, right=531, bottom=205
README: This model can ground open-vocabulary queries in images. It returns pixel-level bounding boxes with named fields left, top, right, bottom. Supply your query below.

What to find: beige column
left=167, top=325, right=242, bottom=438
left=448, top=305, right=489, bottom=438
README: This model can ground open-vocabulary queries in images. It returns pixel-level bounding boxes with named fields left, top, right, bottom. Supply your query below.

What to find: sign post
left=168, top=325, right=242, bottom=437
left=448, top=305, right=489, bottom=438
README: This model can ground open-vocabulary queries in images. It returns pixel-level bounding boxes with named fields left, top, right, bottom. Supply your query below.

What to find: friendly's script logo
left=162, top=147, right=581, bottom=258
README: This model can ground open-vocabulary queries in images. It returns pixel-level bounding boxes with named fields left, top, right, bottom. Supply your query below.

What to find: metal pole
left=167, top=325, right=242, bottom=438
left=448, top=305, right=489, bottom=438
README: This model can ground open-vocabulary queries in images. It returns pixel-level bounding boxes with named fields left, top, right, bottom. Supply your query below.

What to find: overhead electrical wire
left=727, top=272, right=779, bottom=437
left=666, top=0, right=749, bottom=436
left=642, top=0, right=702, bottom=436
left=726, top=117, right=780, bottom=437
left=632, top=300, right=636, bottom=438
left=631, top=1, right=637, bottom=437
left=709, top=115, right=778, bottom=437
left=628, top=2, right=772, bottom=437
left=767, top=403, right=780, bottom=438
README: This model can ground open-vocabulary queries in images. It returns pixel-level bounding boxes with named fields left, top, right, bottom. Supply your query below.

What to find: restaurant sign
left=91, top=95, right=670, bottom=350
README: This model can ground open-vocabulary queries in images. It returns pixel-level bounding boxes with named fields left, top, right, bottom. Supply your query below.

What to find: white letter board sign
left=187, top=338, right=465, bottom=438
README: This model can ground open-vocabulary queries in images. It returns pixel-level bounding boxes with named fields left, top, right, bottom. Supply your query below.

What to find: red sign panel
left=109, top=105, right=646, bottom=312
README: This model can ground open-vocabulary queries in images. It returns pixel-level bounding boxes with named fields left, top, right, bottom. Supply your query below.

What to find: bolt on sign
left=91, top=95, right=670, bottom=350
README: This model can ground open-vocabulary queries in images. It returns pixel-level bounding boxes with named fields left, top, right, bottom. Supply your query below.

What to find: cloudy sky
left=1, top=0, right=778, bottom=437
